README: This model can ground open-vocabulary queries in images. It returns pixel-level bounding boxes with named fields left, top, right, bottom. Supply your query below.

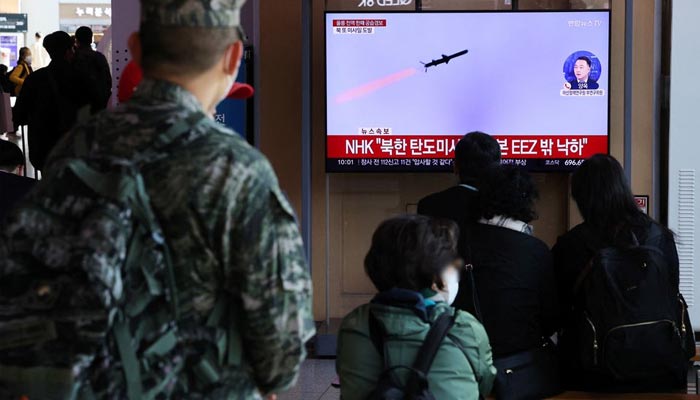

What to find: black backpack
left=5, top=64, right=27, bottom=95
left=5, top=67, right=16, bottom=94
left=570, top=226, right=694, bottom=382
left=366, top=310, right=456, bottom=400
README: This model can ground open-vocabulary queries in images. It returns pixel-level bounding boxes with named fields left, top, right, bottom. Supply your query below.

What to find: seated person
left=0, top=140, right=35, bottom=223
left=553, top=154, right=694, bottom=392
left=337, top=215, right=496, bottom=400
left=456, top=165, right=560, bottom=398
left=418, top=131, right=501, bottom=228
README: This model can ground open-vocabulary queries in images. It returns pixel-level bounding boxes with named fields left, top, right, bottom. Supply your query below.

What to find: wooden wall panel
left=258, top=1, right=304, bottom=218
left=630, top=1, right=656, bottom=215
left=324, top=173, right=455, bottom=317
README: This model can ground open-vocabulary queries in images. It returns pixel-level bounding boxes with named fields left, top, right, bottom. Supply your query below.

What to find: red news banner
left=328, top=135, right=608, bottom=159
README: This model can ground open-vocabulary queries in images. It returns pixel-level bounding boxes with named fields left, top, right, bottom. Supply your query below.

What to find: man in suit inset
left=564, top=56, right=599, bottom=90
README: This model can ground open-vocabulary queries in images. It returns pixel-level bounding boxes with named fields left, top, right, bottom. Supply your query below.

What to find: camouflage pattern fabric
left=0, top=78, right=315, bottom=399
left=141, top=0, right=247, bottom=28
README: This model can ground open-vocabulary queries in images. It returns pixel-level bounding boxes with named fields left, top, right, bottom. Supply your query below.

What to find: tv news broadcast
left=326, top=11, right=611, bottom=172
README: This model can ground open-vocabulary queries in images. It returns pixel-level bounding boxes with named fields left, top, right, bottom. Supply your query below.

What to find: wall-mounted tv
left=326, top=10, right=611, bottom=172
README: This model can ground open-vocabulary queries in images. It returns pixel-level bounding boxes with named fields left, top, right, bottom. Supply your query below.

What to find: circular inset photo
left=563, top=51, right=602, bottom=90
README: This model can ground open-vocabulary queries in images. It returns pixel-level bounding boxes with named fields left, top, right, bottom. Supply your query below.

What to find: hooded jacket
left=337, top=289, right=496, bottom=400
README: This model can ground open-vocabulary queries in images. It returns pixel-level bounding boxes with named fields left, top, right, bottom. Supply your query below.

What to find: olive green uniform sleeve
left=217, top=157, right=315, bottom=394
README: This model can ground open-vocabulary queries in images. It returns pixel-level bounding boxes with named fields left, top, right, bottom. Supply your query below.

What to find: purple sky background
left=326, top=12, right=610, bottom=136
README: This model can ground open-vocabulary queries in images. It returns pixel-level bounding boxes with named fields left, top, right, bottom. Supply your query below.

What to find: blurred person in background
left=74, top=26, right=112, bottom=112
left=9, top=47, right=33, bottom=96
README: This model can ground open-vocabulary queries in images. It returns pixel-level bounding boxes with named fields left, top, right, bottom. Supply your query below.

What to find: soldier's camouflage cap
left=141, top=0, right=247, bottom=28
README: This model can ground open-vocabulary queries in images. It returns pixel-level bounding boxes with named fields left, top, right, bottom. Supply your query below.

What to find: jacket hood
left=369, top=288, right=452, bottom=337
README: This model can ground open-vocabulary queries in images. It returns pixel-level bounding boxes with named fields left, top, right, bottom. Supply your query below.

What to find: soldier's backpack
left=0, top=112, right=225, bottom=399
left=568, top=226, right=694, bottom=383
left=366, top=310, right=457, bottom=400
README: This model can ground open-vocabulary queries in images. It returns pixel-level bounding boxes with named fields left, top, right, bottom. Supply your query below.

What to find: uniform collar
left=133, top=78, right=206, bottom=114
left=372, top=288, right=433, bottom=322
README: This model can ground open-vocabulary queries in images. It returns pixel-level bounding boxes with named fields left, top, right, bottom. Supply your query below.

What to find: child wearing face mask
left=336, top=215, right=496, bottom=400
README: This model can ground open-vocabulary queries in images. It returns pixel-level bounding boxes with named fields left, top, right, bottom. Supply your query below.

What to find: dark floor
left=278, top=359, right=339, bottom=400
left=277, top=358, right=700, bottom=399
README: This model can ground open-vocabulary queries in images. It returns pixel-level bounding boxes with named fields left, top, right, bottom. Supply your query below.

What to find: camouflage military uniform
left=0, top=0, right=315, bottom=398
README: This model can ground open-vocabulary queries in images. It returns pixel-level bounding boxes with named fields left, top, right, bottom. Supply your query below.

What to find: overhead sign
left=326, top=0, right=415, bottom=11
left=0, top=14, right=27, bottom=33
left=59, top=4, right=112, bottom=20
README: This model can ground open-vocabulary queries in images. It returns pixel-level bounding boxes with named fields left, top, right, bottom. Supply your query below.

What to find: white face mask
left=25, top=56, right=32, bottom=64
left=437, top=267, right=460, bottom=305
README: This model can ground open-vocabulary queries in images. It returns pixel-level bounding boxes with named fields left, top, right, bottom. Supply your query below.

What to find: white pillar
left=668, top=0, right=700, bottom=324
left=110, top=0, right=139, bottom=105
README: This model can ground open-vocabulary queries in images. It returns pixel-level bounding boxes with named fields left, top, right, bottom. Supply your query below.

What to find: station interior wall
left=93, top=0, right=680, bottom=323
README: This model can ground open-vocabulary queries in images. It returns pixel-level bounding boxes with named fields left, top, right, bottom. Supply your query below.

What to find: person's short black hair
left=576, top=56, right=592, bottom=67
left=364, top=214, right=460, bottom=292
left=75, top=26, right=93, bottom=46
left=477, top=165, right=538, bottom=223
left=44, top=31, right=74, bottom=60
left=0, top=140, right=25, bottom=171
left=0, top=64, right=8, bottom=75
left=139, top=25, right=241, bottom=77
left=454, top=131, right=501, bottom=184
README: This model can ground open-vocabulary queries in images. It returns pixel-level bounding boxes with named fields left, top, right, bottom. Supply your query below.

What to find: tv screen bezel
left=324, top=9, right=612, bottom=173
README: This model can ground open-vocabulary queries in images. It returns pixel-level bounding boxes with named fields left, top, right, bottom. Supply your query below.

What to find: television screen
left=326, top=11, right=611, bottom=172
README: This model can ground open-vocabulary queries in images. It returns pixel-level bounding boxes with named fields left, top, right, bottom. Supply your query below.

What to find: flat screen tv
left=326, top=10, right=611, bottom=172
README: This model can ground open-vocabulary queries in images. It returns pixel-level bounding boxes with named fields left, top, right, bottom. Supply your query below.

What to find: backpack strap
left=113, top=314, right=144, bottom=399
left=459, top=234, right=483, bottom=322
left=572, top=260, right=595, bottom=296
left=368, top=309, right=456, bottom=395
left=153, top=112, right=209, bottom=150
left=404, top=311, right=456, bottom=395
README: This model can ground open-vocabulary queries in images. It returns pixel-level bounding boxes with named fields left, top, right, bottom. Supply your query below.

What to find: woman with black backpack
left=553, top=154, right=695, bottom=393
left=336, top=215, right=496, bottom=400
